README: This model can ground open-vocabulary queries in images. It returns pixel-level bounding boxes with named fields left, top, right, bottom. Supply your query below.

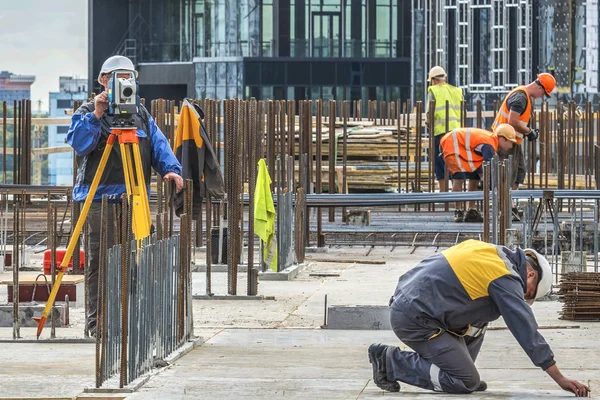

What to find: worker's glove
left=527, top=128, right=539, bottom=142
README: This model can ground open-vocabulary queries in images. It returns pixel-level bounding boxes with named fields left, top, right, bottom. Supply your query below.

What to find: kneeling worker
left=440, top=124, right=516, bottom=222
left=368, top=240, right=590, bottom=396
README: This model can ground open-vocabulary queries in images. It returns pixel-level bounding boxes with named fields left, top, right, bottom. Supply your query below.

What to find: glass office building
left=88, top=0, right=412, bottom=104
left=89, top=0, right=600, bottom=107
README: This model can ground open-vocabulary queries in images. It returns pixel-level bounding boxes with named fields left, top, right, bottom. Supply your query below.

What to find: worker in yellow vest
left=440, top=124, right=516, bottom=222
left=491, top=73, right=556, bottom=220
left=426, top=66, right=463, bottom=194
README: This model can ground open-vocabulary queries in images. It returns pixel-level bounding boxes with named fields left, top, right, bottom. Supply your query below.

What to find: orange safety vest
left=440, top=128, right=498, bottom=173
left=491, top=86, right=532, bottom=145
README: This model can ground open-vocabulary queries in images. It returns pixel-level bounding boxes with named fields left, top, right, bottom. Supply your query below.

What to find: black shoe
left=463, top=208, right=483, bottom=223
left=476, top=380, right=487, bottom=392
left=454, top=209, right=465, bottom=223
left=368, top=344, right=400, bottom=392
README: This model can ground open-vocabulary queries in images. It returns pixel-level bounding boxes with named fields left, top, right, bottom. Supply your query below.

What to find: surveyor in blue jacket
left=368, top=240, right=589, bottom=397
left=67, top=55, right=183, bottom=336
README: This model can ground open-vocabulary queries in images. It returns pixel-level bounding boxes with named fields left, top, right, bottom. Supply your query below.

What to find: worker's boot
left=368, top=344, right=400, bottom=392
left=463, top=208, right=483, bottom=223
left=454, top=209, right=465, bottom=223
left=475, top=381, right=487, bottom=391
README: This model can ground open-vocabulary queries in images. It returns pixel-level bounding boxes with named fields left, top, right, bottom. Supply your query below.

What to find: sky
left=0, top=0, right=87, bottom=112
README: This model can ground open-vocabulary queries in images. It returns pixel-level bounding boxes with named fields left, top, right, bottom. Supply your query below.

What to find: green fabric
left=428, top=83, right=463, bottom=136
left=253, top=158, right=278, bottom=271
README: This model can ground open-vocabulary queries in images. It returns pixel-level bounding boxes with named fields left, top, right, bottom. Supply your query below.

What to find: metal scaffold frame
left=586, top=0, right=599, bottom=92
left=517, top=0, right=532, bottom=86
left=417, top=0, right=534, bottom=97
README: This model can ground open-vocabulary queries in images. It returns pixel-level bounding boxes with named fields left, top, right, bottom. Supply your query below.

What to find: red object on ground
left=43, top=249, right=85, bottom=275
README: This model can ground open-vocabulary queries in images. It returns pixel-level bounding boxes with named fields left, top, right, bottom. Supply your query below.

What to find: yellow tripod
left=35, top=128, right=152, bottom=338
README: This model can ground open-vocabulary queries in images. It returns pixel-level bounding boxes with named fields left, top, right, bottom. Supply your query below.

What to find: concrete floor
left=0, top=246, right=598, bottom=399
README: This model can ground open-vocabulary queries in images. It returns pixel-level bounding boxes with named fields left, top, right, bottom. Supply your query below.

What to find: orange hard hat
left=536, top=73, right=556, bottom=97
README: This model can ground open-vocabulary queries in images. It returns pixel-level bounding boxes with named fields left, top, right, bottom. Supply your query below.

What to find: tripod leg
left=36, top=134, right=116, bottom=338
left=131, top=143, right=152, bottom=232
left=119, top=142, right=151, bottom=241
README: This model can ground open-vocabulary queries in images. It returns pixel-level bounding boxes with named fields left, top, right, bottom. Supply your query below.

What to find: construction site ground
left=0, top=245, right=598, bottom=399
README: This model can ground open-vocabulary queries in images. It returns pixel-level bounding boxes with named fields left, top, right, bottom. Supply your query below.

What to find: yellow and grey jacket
left=390, top=240, right=555, bottom=371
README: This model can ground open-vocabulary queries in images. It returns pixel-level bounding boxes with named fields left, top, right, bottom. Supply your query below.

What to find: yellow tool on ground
left=34, top=128, right=151, bottom=338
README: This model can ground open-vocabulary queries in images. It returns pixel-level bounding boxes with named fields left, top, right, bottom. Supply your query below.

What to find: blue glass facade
left=89, top=0, right=411, bottom=104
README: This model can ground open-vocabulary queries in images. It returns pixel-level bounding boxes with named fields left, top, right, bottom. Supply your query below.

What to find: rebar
left=595, top=199, right=599, bottom=273
left=120, top=195, right=130, bottom=388
left=96, top=196, right=108, bottom=388
left=186, top=179, right=194, bottom=339
left=559, top=273, right=600, bottom=321
left=50, top=204, right=57, bottom=339
left=295, top=187, right=306, bottom=263
left=2, top=101, right=6, bottom=184
left=235, top=99, right=244, bottom=293
left=247, top=98, right=257, bottom=295
left=342, top=101, right=349, bottom=220
left=415, top=101, right=423, bottom=212
left=12, top=203, right=19, bottom=339
left=316, top=100, right=324, bottom=247
left=328, top=100, right=336, bottom=222
left=12, top=100, right=17, bottom=184
left=483, top=163, right=490, bottom=243
left=225, top=100, right=234, bottom=292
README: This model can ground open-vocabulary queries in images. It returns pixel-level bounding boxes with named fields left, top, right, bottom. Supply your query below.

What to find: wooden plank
left=0, top=273, right=84, bottom=285
left=305, top=256, right=386, bottom=265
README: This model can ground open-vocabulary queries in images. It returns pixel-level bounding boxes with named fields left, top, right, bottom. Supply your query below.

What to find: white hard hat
left=428, top=66, right=447, bottom=81
left=97, top=55, right=137, bottom=84
left=524, top=249, right=552, bottom=305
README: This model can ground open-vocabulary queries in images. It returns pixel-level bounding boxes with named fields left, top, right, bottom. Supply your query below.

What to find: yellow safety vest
left=428, top=83, right=463, bottom=136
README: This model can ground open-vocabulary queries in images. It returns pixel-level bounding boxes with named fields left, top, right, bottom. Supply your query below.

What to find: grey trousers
left=86, top=202, right=119, bottom=331
left=386, top=307, right=486, bottom=394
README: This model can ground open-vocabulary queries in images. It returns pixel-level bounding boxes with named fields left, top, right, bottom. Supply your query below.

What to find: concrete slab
left=1, top=245, right=599, bottom=400
left=125, top=328, right=599, bottom=400
left=0, top=342, right=95, bottom=399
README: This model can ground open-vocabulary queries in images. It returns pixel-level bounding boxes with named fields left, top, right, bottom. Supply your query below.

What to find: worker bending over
left=368, top=240, right=589, bottom=397
left=439, top=124, right=516, bottom=222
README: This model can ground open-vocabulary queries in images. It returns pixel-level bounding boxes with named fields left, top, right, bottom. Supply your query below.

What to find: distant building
left=88, top=0, right=411, bottom=105
left=0, top=71, right=35, bottom=103
left=88, top=0, right=599, bottom=108
left=48, top=77, right=88, bottom=186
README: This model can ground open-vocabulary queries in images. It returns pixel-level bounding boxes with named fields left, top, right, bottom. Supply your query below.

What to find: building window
left=56, top=99, right=73, bottom=109
left=312, top=12, right=342, bottom=57
left=472, top=8, right=491, bottom=84
left=193, top=12, right=205, bottom=57
left=57, top=126, right=69, bottom=134
left=262, top=0, right=274, bottom=56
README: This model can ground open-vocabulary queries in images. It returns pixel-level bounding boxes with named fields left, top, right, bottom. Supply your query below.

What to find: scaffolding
left=413, top=0, right=599, bottom=103
left=587, top=0, right=599, bottom=93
